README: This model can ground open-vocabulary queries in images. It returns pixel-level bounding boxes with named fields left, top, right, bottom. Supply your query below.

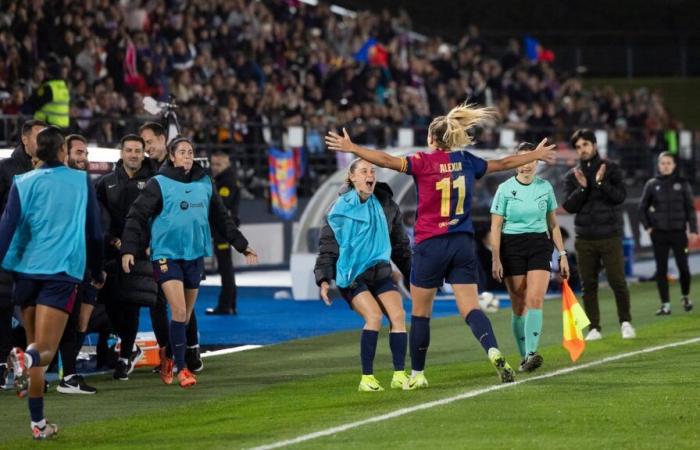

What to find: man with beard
left=96, top=134, right=157, bottom=381
left=55, top=134, right=99, bottom=394
left=562, top=129, right=635, bottom=341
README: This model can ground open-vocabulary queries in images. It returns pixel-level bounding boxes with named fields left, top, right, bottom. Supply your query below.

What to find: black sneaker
left=113, top=360, right=129, bottom=381
left=682, top=297, right=693, bottom=312
left=520, top=353, right=544, bottom=373
left=57, top=375, right=97, bottom=394
left=185, top=347, right=203, bottom=373
left=655, top=303, right=672, bottom=316
left=127, top=345, right=144, bottom=375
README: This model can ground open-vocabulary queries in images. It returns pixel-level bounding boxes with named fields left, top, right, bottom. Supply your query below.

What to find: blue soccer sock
left=389, top=332, right=407, bottom=371
left=409, top=316, right=430, bottom=371
left=169, top=320, right=187, bottom=371
left=28, top=397, right=44, bottom=423
left=524, top=309, right=543, bottom=355
left=466, top=309, right=499, bottom=354
left=360, top=330, right=379, bottom=375
left=511, top=313, right=527, bottom=358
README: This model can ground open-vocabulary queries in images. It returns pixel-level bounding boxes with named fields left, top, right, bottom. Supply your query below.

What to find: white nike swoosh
left=107, top=184, right=117, bottom=189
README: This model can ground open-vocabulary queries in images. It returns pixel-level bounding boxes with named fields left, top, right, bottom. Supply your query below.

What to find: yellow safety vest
left=34, top=80, right=70, bottom=129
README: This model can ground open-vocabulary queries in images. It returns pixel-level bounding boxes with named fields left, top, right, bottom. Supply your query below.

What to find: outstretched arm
left=325, top=128, right=404, bottom=171
left=486, top=138, right=556, bottom=173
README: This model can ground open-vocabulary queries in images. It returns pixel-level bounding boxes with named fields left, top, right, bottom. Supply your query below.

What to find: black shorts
left=152, top=257, right=205, bottom=289
left=339, top=276, right=398, bottom=304
left=14, top=278, right=78, bottom=314
left=500, top=232, right=553, bottom=277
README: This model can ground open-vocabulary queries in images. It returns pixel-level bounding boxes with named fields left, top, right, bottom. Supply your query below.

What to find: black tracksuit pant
left=651, top=230, right=691, bottom=304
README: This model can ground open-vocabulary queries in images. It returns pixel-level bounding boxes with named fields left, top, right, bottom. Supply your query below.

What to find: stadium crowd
left=0, top=0, right=681, bottom=159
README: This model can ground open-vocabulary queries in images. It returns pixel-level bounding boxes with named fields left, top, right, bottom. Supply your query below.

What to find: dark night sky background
left=334, top=0, right=699, bottom=37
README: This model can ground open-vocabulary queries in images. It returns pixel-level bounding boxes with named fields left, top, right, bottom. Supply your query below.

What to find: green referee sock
left=511, top=313, right=526, bottom=358
left=524, top=309, right=543, bottom=355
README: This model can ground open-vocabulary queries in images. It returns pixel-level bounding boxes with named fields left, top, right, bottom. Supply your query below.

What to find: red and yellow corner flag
left=562, top=280, right=590, bottom=362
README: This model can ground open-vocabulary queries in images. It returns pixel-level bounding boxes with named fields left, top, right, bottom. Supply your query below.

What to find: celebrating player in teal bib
left=490, top=142, right=569, bottom=373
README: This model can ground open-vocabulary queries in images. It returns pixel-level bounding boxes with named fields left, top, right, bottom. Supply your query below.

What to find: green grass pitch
left=1, top=276, right=699, bottom=449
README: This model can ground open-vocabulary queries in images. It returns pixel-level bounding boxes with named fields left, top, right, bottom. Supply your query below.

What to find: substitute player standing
left=1, top=126, right=104, bottom=439
left=326, top=103, right=556, bottom=388
left=314, top=158, right=412, bottom=391
left=490, top=142, right=569, bottom=372
left=120, top=137, right=258, bottom=388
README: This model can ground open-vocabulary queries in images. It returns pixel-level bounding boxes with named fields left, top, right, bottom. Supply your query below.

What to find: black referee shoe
left=520, top=353, right=544, bottom=373
left=57, top=375, right=97, bottom=394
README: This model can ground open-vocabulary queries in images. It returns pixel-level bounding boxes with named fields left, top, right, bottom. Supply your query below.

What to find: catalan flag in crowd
left=268, top=148, right=298, bottom=220
left=562, top=279, right=590, bottom=362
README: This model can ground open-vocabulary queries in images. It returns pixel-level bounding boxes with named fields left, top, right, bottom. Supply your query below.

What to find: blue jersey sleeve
left=463, top=151, right=488, bottom=179
left=0, top=183, right=21, bottom=265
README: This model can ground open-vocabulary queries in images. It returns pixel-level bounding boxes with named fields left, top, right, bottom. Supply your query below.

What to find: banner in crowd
left=268, top=148, right=298, bottom=221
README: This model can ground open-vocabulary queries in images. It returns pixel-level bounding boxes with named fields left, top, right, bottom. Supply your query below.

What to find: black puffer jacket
left=121, top=160, right=249, bottom=257
left=96, top=158, right=158, bottom=259
left=96, top=158, right=159, bottom=305
left=562, top=153, right=626, bottom=239
left=314, top=182, right=411, bottom=289
left=639, top=175, right=698, bottom=233
left=0, top=145, right=33, bottom=307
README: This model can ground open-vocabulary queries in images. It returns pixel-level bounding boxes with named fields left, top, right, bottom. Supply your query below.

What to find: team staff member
left=96, top=134, right=158, bottom=381
left=207, top=151, right=242, bottom=316
left=490, top=142, right=569, bottom=373
left=0, top=119, right=46, bottom=389
left=121, top=137, right=258, bottom=388
left=138, top=122, right=202, bottom=373
left=1, top=126, right=103, bottom=439
left=562, top=129, right=635, bottom=341
left=326, top=103, right=557, bottom=389
left=639, top=152, right=698, bottom=315
left=314, top=159, right=412, bottom=391
left=56, top=134, right=99, bottom=394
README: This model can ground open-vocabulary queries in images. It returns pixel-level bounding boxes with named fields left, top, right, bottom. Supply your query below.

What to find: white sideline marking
left=200, top=345, right=263, bottom=358
left=248, top=337, right=700, bottom=450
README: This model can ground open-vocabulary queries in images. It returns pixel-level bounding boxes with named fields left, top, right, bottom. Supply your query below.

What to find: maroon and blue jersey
left=401, top=149, right=487, bottom=245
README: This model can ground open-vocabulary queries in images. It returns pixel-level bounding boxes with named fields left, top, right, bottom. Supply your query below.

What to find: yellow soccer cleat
left=358, top=374, right=384, bottom=392
left=403, top=372, right=429, bottom=390
left=488, top=348, right=515, bottom=383
left=390, top=371, right=409, bottom=389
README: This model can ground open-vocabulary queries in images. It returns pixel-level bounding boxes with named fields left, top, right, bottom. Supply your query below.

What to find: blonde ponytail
left=429, top=103, right=499, bottom=150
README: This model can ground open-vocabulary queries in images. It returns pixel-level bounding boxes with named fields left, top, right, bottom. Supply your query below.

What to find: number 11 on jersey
left=435, top=175, right=466, bottom=217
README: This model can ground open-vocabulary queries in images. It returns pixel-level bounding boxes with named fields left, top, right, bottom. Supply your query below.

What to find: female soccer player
left=120, top=137, right=258, bottom=388
left=639, top=152, right=698, bottom=315
left=314, top=158, right=412, bottom=391
left=326, top=103, right=556, bottom=389
left=490, top=142, right=569, bottom=373
left=0, top=126, right=104, bottom=439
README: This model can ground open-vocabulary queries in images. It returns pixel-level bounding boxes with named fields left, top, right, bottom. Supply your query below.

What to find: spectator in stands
left=562, top=129, right=635, bottom=341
